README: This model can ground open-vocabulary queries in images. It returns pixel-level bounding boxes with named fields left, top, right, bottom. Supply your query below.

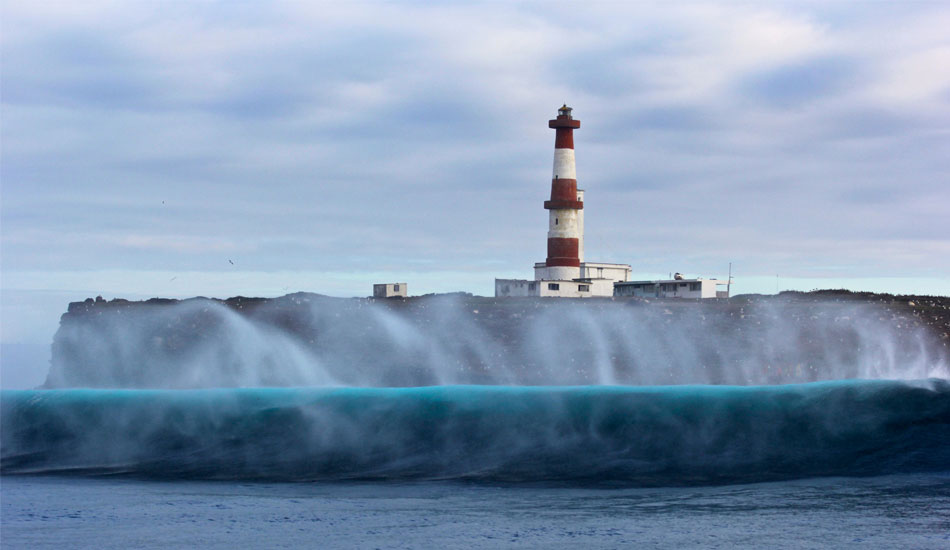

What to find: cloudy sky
left=2, top=1, right=949, bottom=386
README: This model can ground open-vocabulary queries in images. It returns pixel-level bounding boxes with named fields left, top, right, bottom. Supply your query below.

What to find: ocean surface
left=3, top=474, right=949, bottom=549
left=3, top=380, right=950, bottom=548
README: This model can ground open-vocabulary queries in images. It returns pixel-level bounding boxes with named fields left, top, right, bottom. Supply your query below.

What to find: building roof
left=616, top=279, right=726, bottom=285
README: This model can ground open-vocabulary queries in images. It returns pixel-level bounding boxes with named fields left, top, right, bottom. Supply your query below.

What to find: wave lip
left=3, top=380, right=949, bottom=486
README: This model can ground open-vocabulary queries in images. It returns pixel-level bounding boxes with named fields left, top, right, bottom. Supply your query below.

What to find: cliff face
left=47, top=291, right=950, bottom=389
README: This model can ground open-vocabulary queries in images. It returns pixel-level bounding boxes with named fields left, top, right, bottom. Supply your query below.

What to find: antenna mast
left=727, top=262, right=733, bottom=298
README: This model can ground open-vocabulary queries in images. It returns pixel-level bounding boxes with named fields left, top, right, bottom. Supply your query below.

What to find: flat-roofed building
left=614, top=278, right=728, bottom=299
left=373, top=283, right=407, bottom=298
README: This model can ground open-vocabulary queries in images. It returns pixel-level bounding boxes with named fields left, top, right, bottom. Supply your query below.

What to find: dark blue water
left=3, top=380, right=949, bottom=547
left=3, top=474, right=949, bottom=549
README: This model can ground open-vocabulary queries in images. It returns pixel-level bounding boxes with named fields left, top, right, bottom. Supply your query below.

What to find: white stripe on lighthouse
left=552, top=149, right=576, bottom=180
left=548, top=209, right=580, bottom=238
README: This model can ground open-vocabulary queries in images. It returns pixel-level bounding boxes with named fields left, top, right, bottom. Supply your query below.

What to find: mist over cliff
left=45, top=292, right=950, bottom=389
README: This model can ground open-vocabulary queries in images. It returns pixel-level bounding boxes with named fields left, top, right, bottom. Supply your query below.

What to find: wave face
left=4, top=380, right=949, bottom=485
left=46, top=295, right=949, bottom=388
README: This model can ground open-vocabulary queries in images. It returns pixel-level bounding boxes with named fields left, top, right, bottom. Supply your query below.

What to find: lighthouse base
left=535, top=265, right=580, bottom=281
left=494, top=261, right=632, bottom=298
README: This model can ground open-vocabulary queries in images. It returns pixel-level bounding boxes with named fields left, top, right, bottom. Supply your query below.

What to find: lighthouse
left=543, top=104, right=584, bottom=280
left=493, top=105, right=733, bottom=298
left=494, top=105, right=632, bottom=298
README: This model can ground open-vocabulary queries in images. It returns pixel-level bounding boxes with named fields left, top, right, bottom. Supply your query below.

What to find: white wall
left=495, top=279, right=540, bottom=297
left=580, top=262, right=630, bottom=282
left=373, top=283, right=408, bottom=298
left=701, top=280, right=720, bottom=298
left=538, top=280, right=603, bottom=298
left=497, top=278, right=611, bottom=298
left=587, top=278, right=615, bottom=296
left=534, top=264, right=581, bottom=281
left=614, top=279, right=725, bottom=298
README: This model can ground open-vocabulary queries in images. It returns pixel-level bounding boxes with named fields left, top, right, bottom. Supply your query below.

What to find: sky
left=2, top=1, right=949, bottom=387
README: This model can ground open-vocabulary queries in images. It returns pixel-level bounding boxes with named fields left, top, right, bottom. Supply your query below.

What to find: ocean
left=3, top=473, right=949, bottom=549
left=2, top=380, right=949, bottom=548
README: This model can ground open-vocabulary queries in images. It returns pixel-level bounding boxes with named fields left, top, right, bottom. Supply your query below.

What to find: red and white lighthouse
left=495, top=104, right=632, bottom=297
left=543, top=104, right=584, bottom=280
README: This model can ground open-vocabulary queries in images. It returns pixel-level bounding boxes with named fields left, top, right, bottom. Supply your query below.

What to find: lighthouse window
left=555, top=218, right=558, bottom=225
left=548, top=283, right=560, bottom=291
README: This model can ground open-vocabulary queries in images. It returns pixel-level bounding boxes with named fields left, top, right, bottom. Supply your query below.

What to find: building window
left=578, top=284, right=590, bottom=292
left=689, top=282, right=701, bottom=291
left=528, top=283, right=536, bottom=291
left=548, top=283, right=560, bottom=290
left=393, top=284, right=400, bottom=292
left=555, top=218, right=559, bottom=225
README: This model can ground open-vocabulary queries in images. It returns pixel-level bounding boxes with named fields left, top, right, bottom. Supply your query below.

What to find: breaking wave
left=45, top=295, right=949, bottom=388
left=4, top=379, right=949, bottom=485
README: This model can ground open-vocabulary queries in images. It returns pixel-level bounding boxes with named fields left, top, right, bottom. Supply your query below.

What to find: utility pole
left=727, top=262, right=733, bottom=298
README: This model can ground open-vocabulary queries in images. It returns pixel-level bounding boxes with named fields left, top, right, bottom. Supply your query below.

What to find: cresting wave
left=3, top=380, right=949, bottom=485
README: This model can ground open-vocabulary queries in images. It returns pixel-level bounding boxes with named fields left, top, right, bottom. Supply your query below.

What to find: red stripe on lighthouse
left=554, top=128, right=574, bottom=149
left=544, top=199, right=584, bottom=210
left=546, top=238, right=580, bottom=267
left=549, top=179, right=578, bottom=201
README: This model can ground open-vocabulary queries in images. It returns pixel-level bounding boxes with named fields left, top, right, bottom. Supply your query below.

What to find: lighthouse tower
left=542, top=104, right=584, bottom=280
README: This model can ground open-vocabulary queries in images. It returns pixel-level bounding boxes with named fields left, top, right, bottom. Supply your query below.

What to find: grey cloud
left=626, top=105, right=717, bottom=131
left=737, top=55, right=864, bottom=108
left=2, top=31, right=158, bottom=110
left=811, top=108, right=938, bottom=141
left=590, top=104, right=722, bottom=154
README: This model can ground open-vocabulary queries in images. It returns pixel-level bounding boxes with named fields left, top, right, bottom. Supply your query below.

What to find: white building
left=614, top=278, right=728, bottom=299
left=373, top=283, right=407, bottom=298
left=496, top=260, right=633, bottom=298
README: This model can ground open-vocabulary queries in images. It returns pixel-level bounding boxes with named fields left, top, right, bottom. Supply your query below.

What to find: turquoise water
left=4, top=380, right=949, bottom=485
